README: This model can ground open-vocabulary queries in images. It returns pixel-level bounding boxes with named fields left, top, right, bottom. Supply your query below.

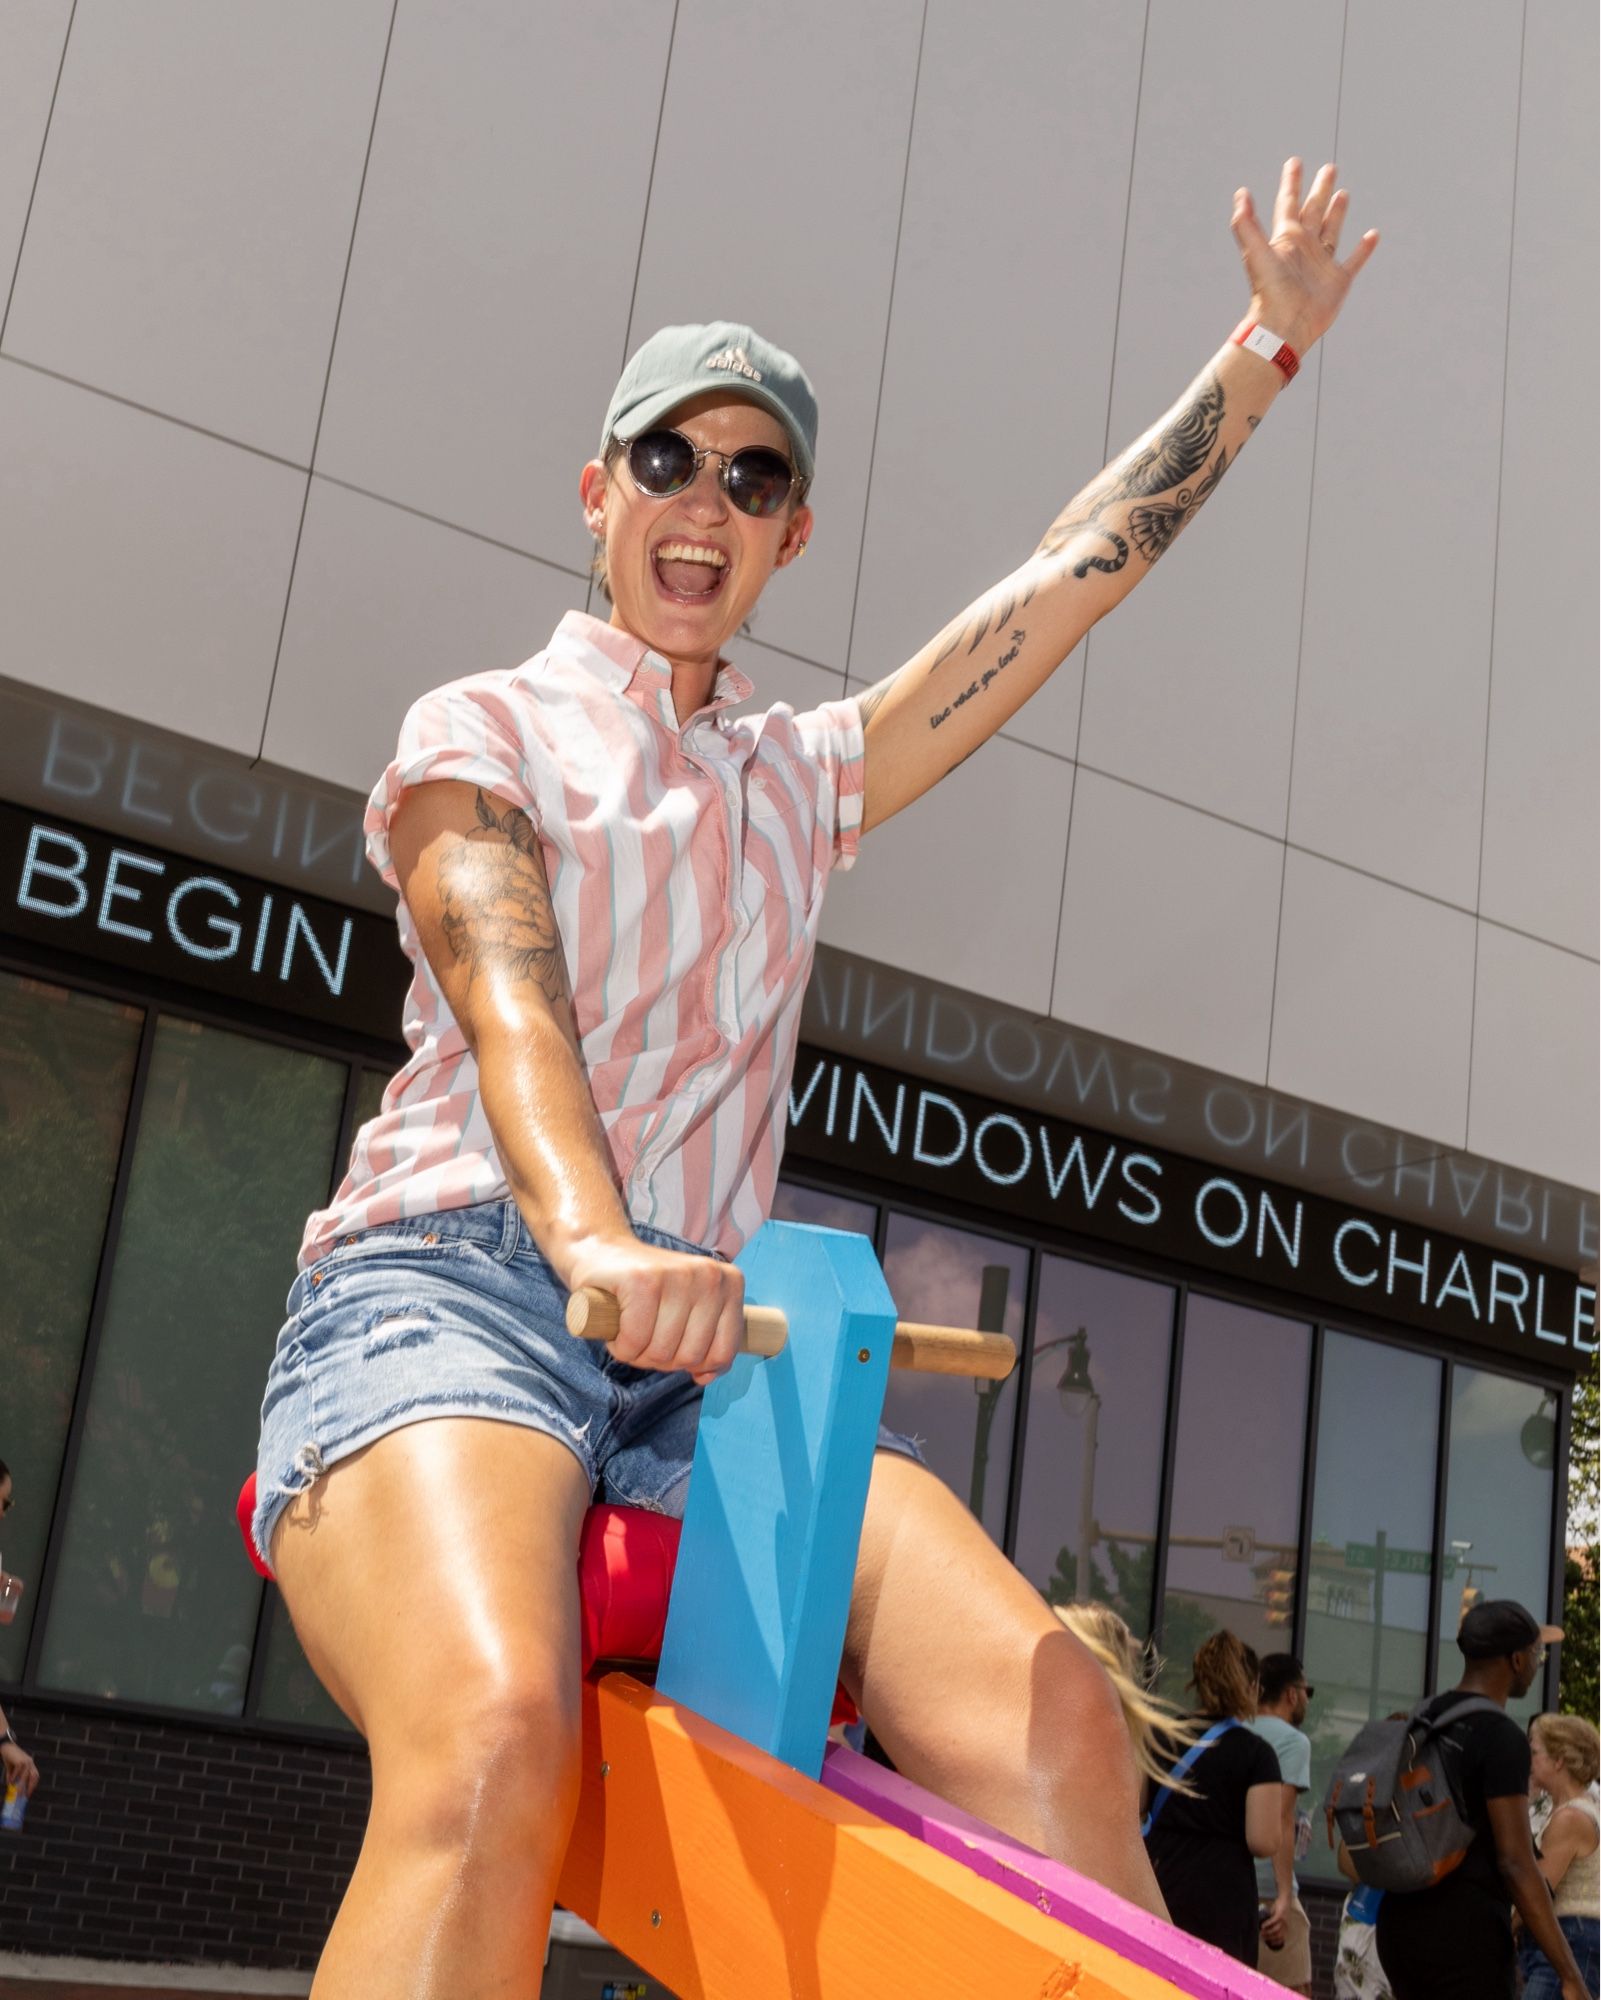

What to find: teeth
left=655, top=542, right=727, bottom=567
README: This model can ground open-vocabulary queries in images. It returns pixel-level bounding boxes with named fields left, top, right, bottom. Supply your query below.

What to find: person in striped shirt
left=258, top=160, right=1376, bottom=1995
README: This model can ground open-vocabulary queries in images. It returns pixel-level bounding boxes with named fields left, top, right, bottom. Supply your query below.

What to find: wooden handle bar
left=564, top=1290, right=1016, bottom=1381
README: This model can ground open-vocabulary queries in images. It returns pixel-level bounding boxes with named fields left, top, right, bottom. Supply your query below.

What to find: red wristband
left=1231, top=319, right=1299, bottom=382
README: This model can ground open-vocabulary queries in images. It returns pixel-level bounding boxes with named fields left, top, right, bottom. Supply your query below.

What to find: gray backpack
left=1323, top=1693, right=1506, bottom=1891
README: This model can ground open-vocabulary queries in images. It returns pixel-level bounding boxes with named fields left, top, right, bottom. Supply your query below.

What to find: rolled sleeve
left=791, top=695, right=866, bottom=872
left=364, top=680, right=537, bottom=889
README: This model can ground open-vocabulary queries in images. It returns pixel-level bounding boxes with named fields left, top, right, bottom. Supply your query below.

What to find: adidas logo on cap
left=704, top=344, right=763, bottom=383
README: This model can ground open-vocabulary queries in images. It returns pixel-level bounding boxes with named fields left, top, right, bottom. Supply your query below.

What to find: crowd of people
left=1069, top=1589, right=1597, bottom=1998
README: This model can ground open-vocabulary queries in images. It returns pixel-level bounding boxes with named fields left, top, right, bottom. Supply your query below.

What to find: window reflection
left=769, top=1179, right=878, bottom=1241
left=878, top=1213, right=1027, bottom=1540
left=1435, top=1366, right=1556, bottom=1723
left=1011, top=1257, right=1174, bottom=1637
left=1159, top=1294, right=1311, bottom=1698
left=252, top=1590, right=353, bottom=1733
left=0, top=973, right=143, bottom=1678
left=1302, top=1332, right=1441, bottom=1878
left=38, top=1016, right=345, bottom=1713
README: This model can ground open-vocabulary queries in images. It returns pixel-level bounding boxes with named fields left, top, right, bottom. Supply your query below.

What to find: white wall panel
left=821, top=736, right=1073, bottom=1016
left=0, top=0, right=72, bottom=302
left=263, top=480, right=579, bottom=794
left=1469, top=924, right=1599, bottom=1193
left=1478, top=0, right=1599, bottom=958
left=2, top=0, right=392, bottom=462
left=846, top=0, right=1143, bottom=754
left=0, top=365, right=304, bottom=754
left=1075, top=0, right=1341, bottom=831
left=314, top=0, right=674, bottom=568
left=1270, top=851, right=1476, bottom=1147
left=1286, top=0, right=1521, bottom=907
left=1053, top=772, right=1281, bottom=1083
left=628, top=0, right=921, bottom=671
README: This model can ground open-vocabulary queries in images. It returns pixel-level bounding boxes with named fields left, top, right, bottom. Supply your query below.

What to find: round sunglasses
left=623, top=427, right=803, bottom=519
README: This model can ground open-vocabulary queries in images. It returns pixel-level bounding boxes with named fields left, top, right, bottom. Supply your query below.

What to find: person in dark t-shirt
left=1145, top=1631, right=1282, bottom=1964
left=1374, top=1600, right=1588, bottom=2000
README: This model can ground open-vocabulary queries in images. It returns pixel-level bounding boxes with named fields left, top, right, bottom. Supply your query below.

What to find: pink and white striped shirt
left=300, top=611, right=864, bottom=1267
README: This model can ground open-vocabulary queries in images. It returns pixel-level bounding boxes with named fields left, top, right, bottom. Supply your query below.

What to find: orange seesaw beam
left=557, top=1673, right=1185, bottom=2000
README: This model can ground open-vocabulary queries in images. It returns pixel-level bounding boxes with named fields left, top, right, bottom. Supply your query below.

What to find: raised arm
left=389, top=779, right=745, bottom=1378
left=857, top=158, right=1378, bottom=832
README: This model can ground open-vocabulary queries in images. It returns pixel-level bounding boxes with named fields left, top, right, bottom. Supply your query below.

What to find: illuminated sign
left=2, top=805, right=406, bottom=1037
left=785, top=1048, right=1595, bottom=1372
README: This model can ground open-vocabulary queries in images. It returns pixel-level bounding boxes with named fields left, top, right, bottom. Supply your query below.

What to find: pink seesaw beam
left=822, top=1742, right=1293, bottom=2000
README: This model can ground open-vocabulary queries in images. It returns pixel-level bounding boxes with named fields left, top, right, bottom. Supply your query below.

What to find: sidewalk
left=0, top=1959, right=310, bottom=2000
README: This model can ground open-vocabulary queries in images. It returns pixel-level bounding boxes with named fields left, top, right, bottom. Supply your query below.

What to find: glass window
left=1159, top=1294, right=1312, bottom=1699
left=1011, top=1257, right=1175, bottom=1637
left=252, top=1590, right=353, bottom=1733
left=352, top=1065, right=390, bottom=1133
left=37, top=1016, right=345, bottom=1712
left=769, top=1179, right=878, bottom=1240
left=1435, top=1365, right=1556, bottom=1723
left=0, top=973, right=143, bottom=1678
left=877, top=1212, right=1027, bottom=1540
left=1303, top=1332, right=1442, bottom=1876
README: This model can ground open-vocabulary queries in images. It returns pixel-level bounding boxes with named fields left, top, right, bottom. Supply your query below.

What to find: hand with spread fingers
left=1231, top=157, right=1380, bottom=356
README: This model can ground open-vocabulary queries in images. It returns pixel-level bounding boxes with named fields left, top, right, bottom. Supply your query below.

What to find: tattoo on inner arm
left=1037, top=369, right=1229, bottom=577
left=436, top=789, right=570, bottom=1010
left=928, top=625, right=1027, bottom=731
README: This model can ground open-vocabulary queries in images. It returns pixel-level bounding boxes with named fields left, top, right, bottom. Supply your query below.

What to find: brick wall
left=1302, top=1879, right=1345, bottom=1999
left=3, top=1694, right=1358, bottom=1992
left=0, top=1701, right=368, bottom=1968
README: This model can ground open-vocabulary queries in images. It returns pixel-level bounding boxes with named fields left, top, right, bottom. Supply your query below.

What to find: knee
left=380, top=1662, right=583, bottom=1863
left=1035, top=1630, right=1142, bottom=1797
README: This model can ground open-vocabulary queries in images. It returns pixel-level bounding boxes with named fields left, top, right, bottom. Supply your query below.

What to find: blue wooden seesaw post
left=654, top=1221, right=898, bottom=1779
left=563, top=1218, right=1013, bottom=1778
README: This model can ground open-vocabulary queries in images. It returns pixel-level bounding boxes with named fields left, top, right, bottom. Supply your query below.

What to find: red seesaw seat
left=234, top=1472, right=857, bottom=1723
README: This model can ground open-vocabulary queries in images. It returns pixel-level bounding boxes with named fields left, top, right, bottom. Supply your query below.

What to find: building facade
left=1, top=3, right=1596, bottom=1995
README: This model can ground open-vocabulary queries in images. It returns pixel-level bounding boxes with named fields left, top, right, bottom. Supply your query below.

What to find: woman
left=255, top=160, right=1374, bottom=1996
left=0, top=1459, right=42, bottom=1807
left=1142, top=1631, right=1283, bottom=1964
left=1522, top=1714, right=1600, bottom=1999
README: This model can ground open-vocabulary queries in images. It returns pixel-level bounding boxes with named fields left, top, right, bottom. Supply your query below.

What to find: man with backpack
left=1348, top=1600, right=1588, bottom=2000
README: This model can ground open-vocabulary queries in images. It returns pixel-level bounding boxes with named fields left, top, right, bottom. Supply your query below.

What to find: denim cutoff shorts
left=254, top=1196, right=923, bottom=1565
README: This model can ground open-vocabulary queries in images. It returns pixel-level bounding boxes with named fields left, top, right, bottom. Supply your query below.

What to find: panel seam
left=0, top=0, right=79, bottom=347
left=1463, top=0, right=1530, bottom=1155
left=1265, top=0, right=1350, bottom=1090
left=252, top=0, right=401, bottom=767
left=842, top=0, right=930, bottom=687
left=1047, top=0, right=1150, bottom=1019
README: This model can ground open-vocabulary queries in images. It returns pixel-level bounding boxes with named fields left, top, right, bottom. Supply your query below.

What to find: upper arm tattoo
left=435, top=789, right=570, bottom=1011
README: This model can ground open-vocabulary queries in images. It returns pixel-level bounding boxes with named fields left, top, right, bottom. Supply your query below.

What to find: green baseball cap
left=601, top=321, right=818, bottom=485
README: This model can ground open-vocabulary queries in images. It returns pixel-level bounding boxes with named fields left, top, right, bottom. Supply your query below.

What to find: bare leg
left=843, top=1451, right=1167, bottom=1920
left=271, top=1418, right=592, bottom=2000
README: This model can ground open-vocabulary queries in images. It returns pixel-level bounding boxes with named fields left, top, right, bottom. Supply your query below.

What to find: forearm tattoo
left=437, top=789, right=570, bottom=1009
left=1038, top=370, right=1230, bottom=577
left=864, top=371, right=1240, bottom=744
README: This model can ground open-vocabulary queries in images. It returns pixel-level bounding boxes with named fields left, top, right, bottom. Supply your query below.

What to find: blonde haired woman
left=1054, top=1603, right=1198, bottom=1795
left=1523, top=1714, right=1600, bottom=1999
left=1141, top=1630, right=1283, bottom=1965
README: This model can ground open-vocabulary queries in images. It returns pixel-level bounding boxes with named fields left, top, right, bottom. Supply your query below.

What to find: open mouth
left=651, top=539, right=729, bottom=606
